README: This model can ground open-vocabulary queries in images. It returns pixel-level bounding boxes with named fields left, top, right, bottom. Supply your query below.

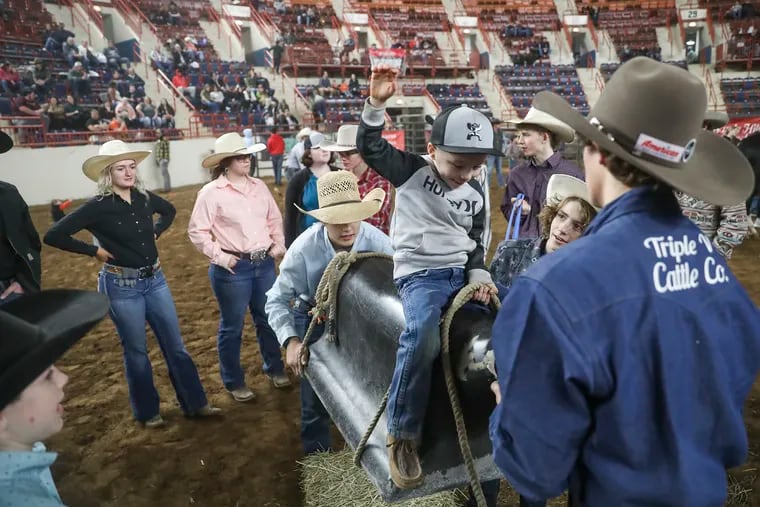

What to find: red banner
left=715, top=117, right=760, bottom=141
left=382, top=130, right=406, bottom=150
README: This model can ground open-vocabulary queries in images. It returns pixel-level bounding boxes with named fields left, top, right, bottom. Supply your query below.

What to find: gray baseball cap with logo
left=427, top=104, right=502, bottom=156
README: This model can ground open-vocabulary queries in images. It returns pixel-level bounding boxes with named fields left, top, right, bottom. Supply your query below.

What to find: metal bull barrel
left=304, top=256, right=502, bottom=502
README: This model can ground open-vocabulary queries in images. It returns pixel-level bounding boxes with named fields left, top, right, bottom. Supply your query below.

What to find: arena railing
left=0, top=117, right=193, bottom=148
left=53, top=0, right=93, bottom=44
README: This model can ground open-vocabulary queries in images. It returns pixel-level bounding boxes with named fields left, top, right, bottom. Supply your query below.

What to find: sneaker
left=144, top=414, right=165, bottom=428
left=387, top=435, right=423, bottom=489
left=269, top=372, right=292, bottom=388
left=187, top=404, right=223, bottom=418
left=228, top=386, right=256, bottom=402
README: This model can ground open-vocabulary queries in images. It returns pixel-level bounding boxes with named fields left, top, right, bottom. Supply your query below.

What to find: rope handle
left=505, top=192, right=524, bottom=241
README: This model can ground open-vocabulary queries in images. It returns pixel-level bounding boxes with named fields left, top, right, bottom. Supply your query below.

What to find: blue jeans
left=209, top=256, right=285, bottom=391
left=97, top=268, right=208, bottom=422
left=387, top=267, right=465, bottom=440
left=271, top=154, right=283, bottom=185
left=294, top=300, right=331, bottom=454
left=486, top=155, right=505, bottom=187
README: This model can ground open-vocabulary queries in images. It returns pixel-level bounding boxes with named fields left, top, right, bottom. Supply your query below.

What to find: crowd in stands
left=300, top=71, right=367, bottom=125
left=0, top=21, right=172, bottom=140
left=499, top=25, right=551, bottom=65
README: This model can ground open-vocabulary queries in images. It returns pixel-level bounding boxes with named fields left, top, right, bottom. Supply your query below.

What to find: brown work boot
left=387, top=435, right=423, bottom=489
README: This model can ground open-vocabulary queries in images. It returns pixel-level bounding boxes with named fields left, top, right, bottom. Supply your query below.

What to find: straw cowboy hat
left=532, top=57, right=753, bottom=206
left=320, top=125, right=358, bottom=152
left=295, top=171, right=385, bottom=224
left=0, top=130, right=12, bottom=154
left=509, top=107, right=575, bottom=144
left=546, top=174, right=598, bottom=209
left=202, top=132, right=266, bottom=169
left=297, top=127, right=313, bottom=139
left=703, top=110, right=729, bottom=130
left=82, top=140, right=151, bottom=182
left=0, top=289, right=109, bottom=410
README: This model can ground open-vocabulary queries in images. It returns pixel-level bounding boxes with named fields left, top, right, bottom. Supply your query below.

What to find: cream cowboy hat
left=82, top=140, right=151, bottom=182
left=295, top=171, right=385, bottom=224
left=509, top=107, right=575, bottom=144
left=703, top=110, right=729, bottom=130
left=320, top=125, right=358, bottom=152
left=546, top=174, right=598, bottom=210
left=201, top=132, right=266, bottom=169
left=533, top=57, right=753, bottom=206
left=296, top=127, right=313, bottom=139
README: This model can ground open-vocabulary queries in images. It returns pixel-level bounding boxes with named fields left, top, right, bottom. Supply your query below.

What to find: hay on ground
left=300, top=448, right=468, bottom=507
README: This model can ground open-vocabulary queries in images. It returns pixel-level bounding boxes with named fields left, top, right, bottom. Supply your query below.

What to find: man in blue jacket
left=489, top=57, right=760, bottom=506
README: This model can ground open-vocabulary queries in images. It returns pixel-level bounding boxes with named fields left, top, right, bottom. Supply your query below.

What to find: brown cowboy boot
left=387, top=435, right=423, bottom=489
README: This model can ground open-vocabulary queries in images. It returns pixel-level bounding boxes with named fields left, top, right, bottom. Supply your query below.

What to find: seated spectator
left=150, top=46, right=173, bottom=74
left=171, top=68, right=196, bottom=99
left=103, top=40, right=128, bottom=70
left=125, top=67, right=145, bottom=87
left=114, top=98, right=139, bottom=128
left=67, top=62, right=91, bottom=99
left=125, top=84, right=145, bottom=103
left=63, top=37, right=86, bottom=70
left=157, top=98, right=175, bottom=128
left=63, top=94, right=86, bottom=131
left=44, top=97, right=66, bottom=131
left=209, top=85, right=225, bottom=111
left=108, top=116, right=127, bottom=133
left=29, top=59, right=51, bottom=97
left=44, top=22, right=74, bottom=53
left=0, top=62, right=20, bottom=95
left=168, top=1, right=182, bottom=25
left=17, top=89, right=43, bottom=119
left=348, top=73, right=361, bottom=97
left=137, top=97, right=161, bottom=128
left=200, top=84, right=219, bottom=112
left=183, top=36, right=204, bottom=63
left=85, top=109, right=108, bottom=132
left=317, top=71, right=332, bottom=97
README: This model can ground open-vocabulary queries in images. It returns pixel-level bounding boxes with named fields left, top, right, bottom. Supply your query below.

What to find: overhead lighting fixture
left=395, top=98, right=404, bottom=105
left=572, top=27, right=580, bottom=32
left=93, top=5, right=101, bottom=11
left=688, top=21, right=697, bottom=27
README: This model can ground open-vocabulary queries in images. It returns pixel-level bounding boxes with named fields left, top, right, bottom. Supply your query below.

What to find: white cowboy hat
left=533, top=57, right=753, bottom=206
left=545, top=174, right=598, bottom=209
left=509, top=107, right=575, bottom=144
left=202, top=132, right=266, bottom=169
left=82, top=140, right=151, bottom=182
left=296, top=127, right=313, bottom=139
left=295, top=170, right=385, bottom=224
left=320, top=125, right=358, bottom=152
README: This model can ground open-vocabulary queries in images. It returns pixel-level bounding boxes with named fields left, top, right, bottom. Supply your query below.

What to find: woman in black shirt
left=44, top=140, right=220, bottom=428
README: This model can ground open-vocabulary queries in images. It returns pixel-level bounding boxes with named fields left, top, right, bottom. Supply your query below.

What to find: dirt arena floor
left=33, top=177, right=760, bottom=506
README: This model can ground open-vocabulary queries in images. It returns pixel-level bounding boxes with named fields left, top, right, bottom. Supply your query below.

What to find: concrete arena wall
left=2, top=138, right=222, bottom=206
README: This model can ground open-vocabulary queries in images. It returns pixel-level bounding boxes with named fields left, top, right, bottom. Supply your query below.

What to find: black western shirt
left=44, top=190, right=175, bottom=268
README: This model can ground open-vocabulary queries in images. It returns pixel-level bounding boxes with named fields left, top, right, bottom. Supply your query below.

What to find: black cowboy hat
left=0, top=290, right=110, bottom=410
left=0, top=131, right=12, bottom=154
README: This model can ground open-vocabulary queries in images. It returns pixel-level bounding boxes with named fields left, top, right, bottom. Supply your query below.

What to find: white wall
left=2, top=139, right=218, bottom=205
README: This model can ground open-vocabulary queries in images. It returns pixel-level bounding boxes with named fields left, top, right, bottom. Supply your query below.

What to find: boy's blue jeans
left=293, top=297, right=331, bottom=454
left=387, top=267, right=466, bottom=440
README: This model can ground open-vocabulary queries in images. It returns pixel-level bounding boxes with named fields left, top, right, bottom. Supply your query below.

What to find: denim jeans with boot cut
left=98, top=268, right=209, bottom=422
left=209, top=256, right=285, bottom=391
left=293, top=297, right=331, bottom=454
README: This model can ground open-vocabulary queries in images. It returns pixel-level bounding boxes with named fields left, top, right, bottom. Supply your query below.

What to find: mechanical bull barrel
left=304, top=256, right=502, bottom=502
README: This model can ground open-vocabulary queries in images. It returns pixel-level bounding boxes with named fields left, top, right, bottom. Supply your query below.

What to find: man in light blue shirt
left=266, top=170, right=393, bottom=454
left=0, top=290, right=109, bottom=506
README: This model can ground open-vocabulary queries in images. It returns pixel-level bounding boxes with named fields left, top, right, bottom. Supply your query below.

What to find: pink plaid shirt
left=357, top=167, right=393, bottom=235
left=188, top=175, right=285, bottom=268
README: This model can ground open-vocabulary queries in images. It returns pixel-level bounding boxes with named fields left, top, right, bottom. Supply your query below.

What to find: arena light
left=688, top=21, right=697, bottom=27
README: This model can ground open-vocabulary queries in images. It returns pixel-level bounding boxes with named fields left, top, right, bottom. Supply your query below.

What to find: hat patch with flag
left=428, top=105, right=502, bottom=156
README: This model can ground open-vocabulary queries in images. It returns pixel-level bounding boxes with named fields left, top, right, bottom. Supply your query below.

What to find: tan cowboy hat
left=295, top=170, right=385, bottom=224
left=82, top=140, right=151, bottom=182
left=296, top=127, right=313, bottom=139
left=320, top=125, right=358, bottom=152
left=703, top=110, right=729, bottom=130
left=533, top=57, right=753, bottom=206
left=546, top=174, right=598, bottom=210
left=201, top=132, right=266, bottom=169
left=509, top=107, right=575, bottom=144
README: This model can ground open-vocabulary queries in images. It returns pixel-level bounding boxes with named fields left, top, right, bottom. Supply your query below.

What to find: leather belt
left=104, top=259, right=161, bottom=279
left=222, top=248, right=269, bottom=262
